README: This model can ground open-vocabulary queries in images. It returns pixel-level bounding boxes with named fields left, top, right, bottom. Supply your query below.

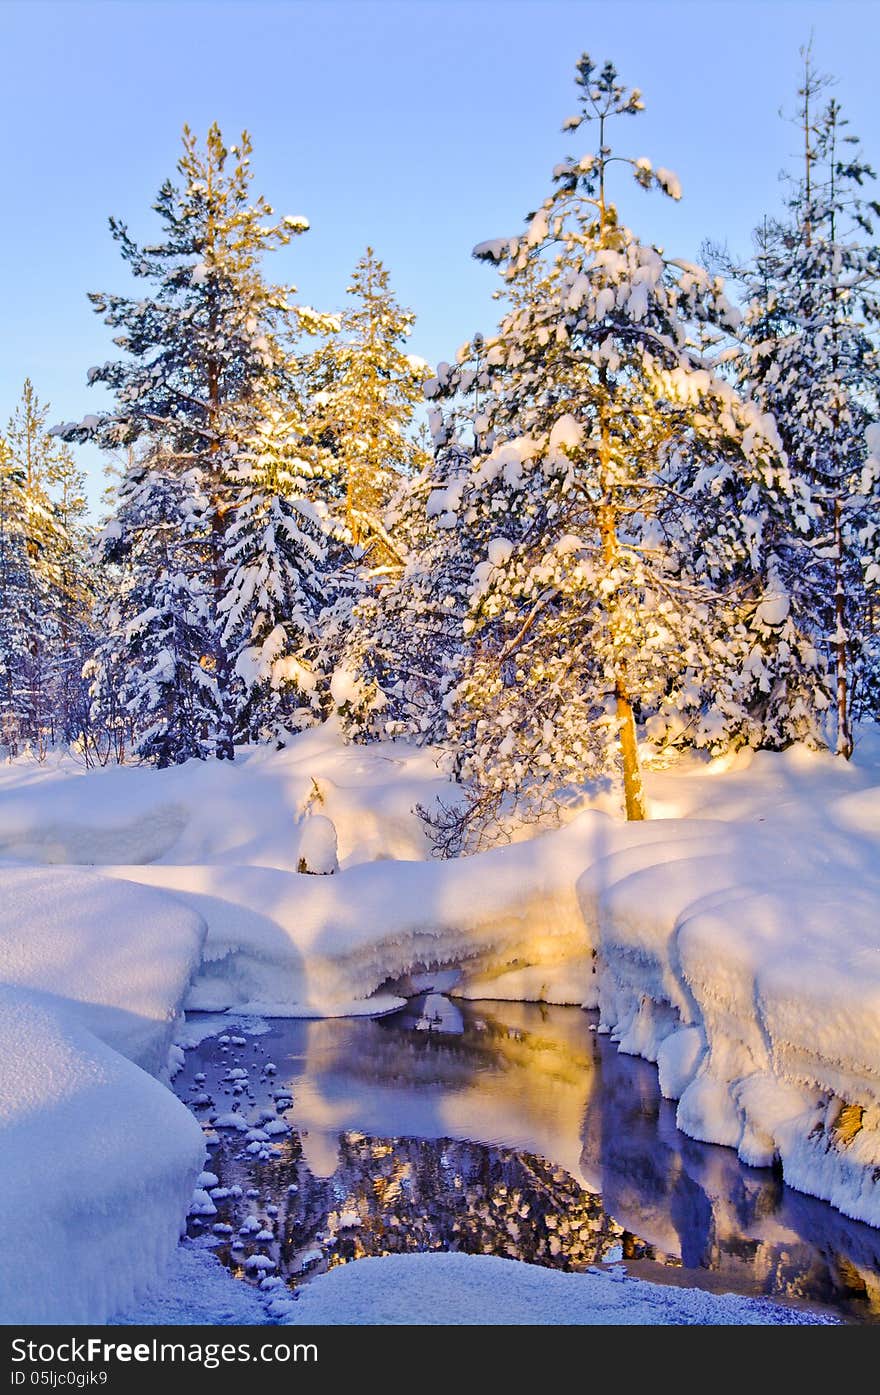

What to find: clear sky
left=3, top=0, right=879, bottom=508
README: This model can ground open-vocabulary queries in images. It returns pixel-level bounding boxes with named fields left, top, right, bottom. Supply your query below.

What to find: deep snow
left=114, top=1245, right=833, bottom=1325
left=0, top=985, right=204, bottom=1324
left=2, top=721, right=880, bottom=1319
left=277, top=1250, right=833, bottom=1325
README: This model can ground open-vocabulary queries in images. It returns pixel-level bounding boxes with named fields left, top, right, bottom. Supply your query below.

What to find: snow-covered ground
left=2, top=721, right=880, bottom=1320
left=115, top=1244, right=832, bottom=1325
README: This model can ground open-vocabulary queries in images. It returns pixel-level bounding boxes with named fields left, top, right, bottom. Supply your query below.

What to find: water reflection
left=175, top=998, right=880, bottom=1322
left=583, top=1041, right=880, bottom=1315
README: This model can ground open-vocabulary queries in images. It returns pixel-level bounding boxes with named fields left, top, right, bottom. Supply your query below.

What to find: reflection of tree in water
left=181, top=1005, right=880, bottom=1322
left=584, top=1032, right=880, bottom=1318
left=193, top=1129, right=649, bottom=1287
left=310, top=1133, right=635, bottom=1273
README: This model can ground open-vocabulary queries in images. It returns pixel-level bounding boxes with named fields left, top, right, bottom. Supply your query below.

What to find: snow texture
left=111, top=1246, right=831, bottom=1326
left=281, top=1252, right=831, bottom=1325
left=112, top=1245, right=270, bottom=1325
left=0, top=867, right=206, bottom=1321
left=0, top=986, right=204, bottom=1323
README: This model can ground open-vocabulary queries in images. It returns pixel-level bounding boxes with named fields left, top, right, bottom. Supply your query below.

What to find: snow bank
left=576, top=745, right=880, bottom=1229
left=0, top=723, right=443, bottom=871
left=113, top=1244, right=830, bottom=1326
left=282, top=1251, right=830, bottom=1325
left=112, top=1244, right=269, bottom=1326
left=100, top=810, right=638, bottom=1016
left=0, top=867, right=205, bottom=1074
left=0, top=868, right=207, bottom=1322
left=0, top=986, right=204, bottom=1324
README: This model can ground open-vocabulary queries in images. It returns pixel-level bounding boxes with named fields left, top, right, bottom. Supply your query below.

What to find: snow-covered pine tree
left=0, top=434, right=42, bottom=756
left=56, top=124, right=333, bottom=762
left=4, top=381, right=68, bottom=752
left=426, top=54, right=803, bottom=841
left=220, top=406, right=328, bottom=742
left=6, top=381, right=62, bottom=570
left=329, top=333, right=495, bottom=742
left=310, top=248, right=428, bottom=568
left=304, top=250, right=431, bottom=726
left=738, top=56, right=880, bottom=755
left=44, top=443, right=94, bottom=750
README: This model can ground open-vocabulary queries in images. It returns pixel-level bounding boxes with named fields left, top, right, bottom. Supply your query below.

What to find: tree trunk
left=616, top=678, right=646, bottom=820
left=206, top=349, right=235, bottom=762
left=599, top=503, right=646, bottom=821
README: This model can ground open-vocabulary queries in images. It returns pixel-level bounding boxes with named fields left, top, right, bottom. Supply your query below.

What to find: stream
left=174, top=997, right=880, bottom=1323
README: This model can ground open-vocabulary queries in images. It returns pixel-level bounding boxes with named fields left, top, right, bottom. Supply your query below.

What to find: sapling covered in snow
left=296, top=813, right=339, bottom=874
left=426, top=54, right=800, bottom=843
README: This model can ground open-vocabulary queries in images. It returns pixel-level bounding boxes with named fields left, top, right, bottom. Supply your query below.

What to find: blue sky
left=3, top=0, right=879, bottom=508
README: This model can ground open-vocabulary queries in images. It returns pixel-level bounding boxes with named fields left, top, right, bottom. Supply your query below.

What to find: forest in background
left=2, top=49, right=879, bottom=849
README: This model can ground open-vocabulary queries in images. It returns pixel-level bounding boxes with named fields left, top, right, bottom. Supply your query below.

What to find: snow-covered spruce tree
left=56, top=124, right=331, bottom=762
left=739, top=59, right=880, bottom=755
left=81, top=585, right=131, bottom=767
left=310, top=248, right=428, bottom=567
left=87, top=449, right=220, bottom=767
left=426, top=55, right=806, bottom=840
left=220, top=407, right=329, bottom=742
left=1, top=380, right=98, bottom=757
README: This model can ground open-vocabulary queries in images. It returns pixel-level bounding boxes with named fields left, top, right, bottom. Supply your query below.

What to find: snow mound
left=282, top=1252, right=831, bottom=1325
left=0, top=867, right=207, bottom=1321
left=0, top=986, right=204, bottom=1324
left=0, top=867, right=205, bottom=1074
left=0, top=724, right=442, bottom=870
